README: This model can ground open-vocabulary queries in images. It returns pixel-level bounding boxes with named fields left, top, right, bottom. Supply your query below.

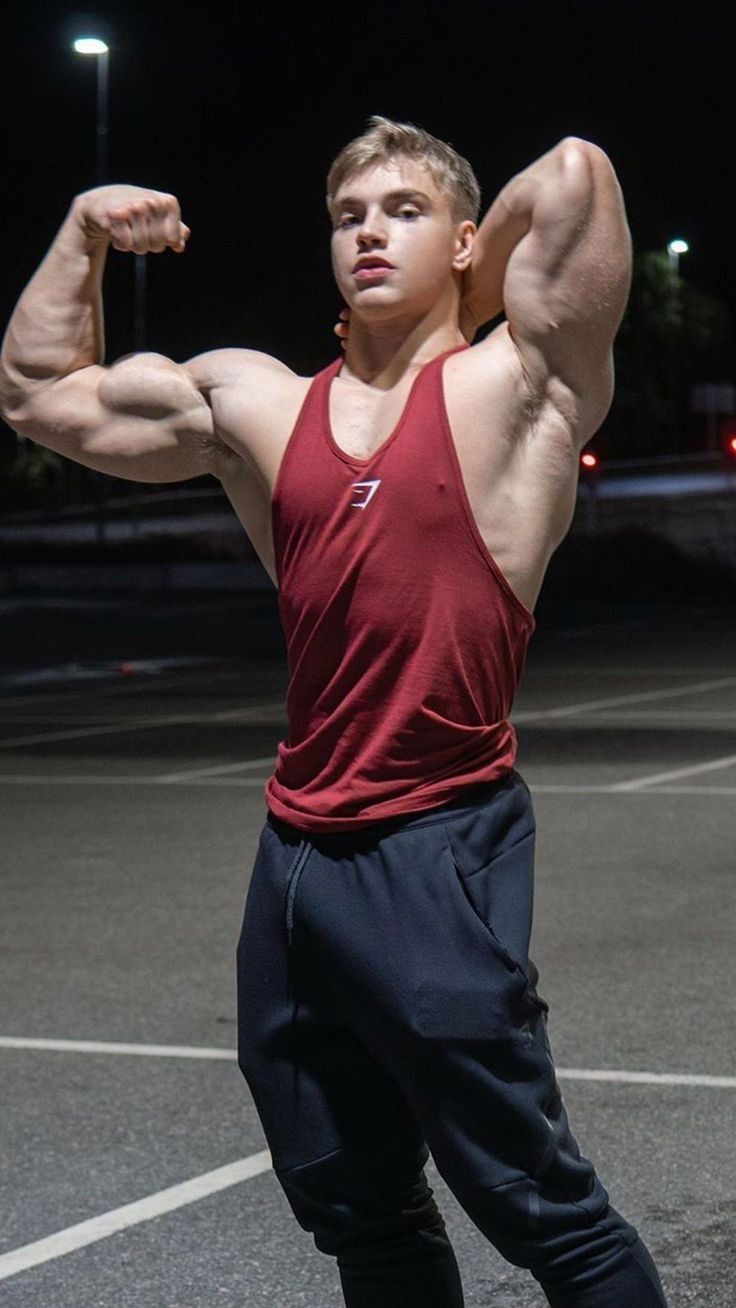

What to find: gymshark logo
left=350, top=479, right=382, bottom=509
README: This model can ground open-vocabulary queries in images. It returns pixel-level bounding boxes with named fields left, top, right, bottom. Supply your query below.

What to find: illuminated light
left=729, top=437, right=736, bottom=457
left=667, top=238, right=689, bottom=256
left=581, top=452, right=598, bottom=469
left=73, top=37, right=109, bottom=54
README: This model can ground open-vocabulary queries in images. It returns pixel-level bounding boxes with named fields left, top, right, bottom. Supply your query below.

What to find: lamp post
left=73, top=35, right=147, bottom=351
left=73, top=38, right=109, bottom=182
left=667, top=237, right=689, bottom=277
left=667, top=239, right=690, bottom=449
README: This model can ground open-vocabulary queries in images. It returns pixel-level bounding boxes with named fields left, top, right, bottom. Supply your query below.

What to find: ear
left=452, top=220, right=476, bottom=272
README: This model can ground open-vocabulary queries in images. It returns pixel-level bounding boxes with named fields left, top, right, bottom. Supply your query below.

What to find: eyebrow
left=331, top=188, right=433, bottom=213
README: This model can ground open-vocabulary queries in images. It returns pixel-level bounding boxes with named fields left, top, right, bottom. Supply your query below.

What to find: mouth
left=352, top=258, right=394, bottom=274
left=352, top=258, right=395, bottom=280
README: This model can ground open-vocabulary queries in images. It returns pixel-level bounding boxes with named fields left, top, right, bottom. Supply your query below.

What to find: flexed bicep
left=8, top=352, right=219, bottom=483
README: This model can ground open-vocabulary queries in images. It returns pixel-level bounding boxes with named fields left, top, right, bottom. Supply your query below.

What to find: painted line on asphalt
left=557, top=1068, right=736, bottom=1089
left=4, top=777, right=736, bottom=796
left=0, top=1037, right=236, bottom=1059
left=512, top=675, right=736, bottom=723
left=531, top=782, right=736, bottom=794
left=0, top=1152, right=272, bottom=1283
left=156, top=757, right=275, bottom=782
left=0, top=663, right=246, bottom=711
left=0, top=702, right=285, bottom=749
left=521, top=709, right=736, bottom=723
left=2, top=1038, right=734, bottom=1088
left=4, top=678, right=732, bottom=747
left=609, top=750, right=736, bottom=791
left=0, top=775, right=271, bottom=786
left=522, top=666, right=736, bottom=678
left=4, top=706, right=736, bottom=729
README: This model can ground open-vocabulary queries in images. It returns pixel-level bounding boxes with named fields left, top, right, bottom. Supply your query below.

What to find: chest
left=328, top=375, right=420, bottom=461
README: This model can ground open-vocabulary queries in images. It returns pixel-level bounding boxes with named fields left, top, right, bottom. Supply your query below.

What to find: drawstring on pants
left=283, top=837, right=312, bottom=1097
left=285, top=838, right=311, bottom=947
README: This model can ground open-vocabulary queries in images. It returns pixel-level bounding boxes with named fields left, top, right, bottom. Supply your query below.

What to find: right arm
left=0, top=185, right=228, bottom=482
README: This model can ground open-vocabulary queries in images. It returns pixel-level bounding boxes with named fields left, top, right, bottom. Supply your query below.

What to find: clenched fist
left=73, top=184, right=190, bottom=254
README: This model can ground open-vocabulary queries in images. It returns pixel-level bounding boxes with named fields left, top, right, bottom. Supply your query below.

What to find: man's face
left=329, top=159, right=471, bottom=320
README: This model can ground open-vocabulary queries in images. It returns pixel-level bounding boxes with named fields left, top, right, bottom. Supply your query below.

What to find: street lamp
left=667, top=238, right=689, bottom=276
left=73, top=34, right=147, bottom=352
left=73, top=37, right=109, bottom=183
left=666, top=239, right=690, bottom=449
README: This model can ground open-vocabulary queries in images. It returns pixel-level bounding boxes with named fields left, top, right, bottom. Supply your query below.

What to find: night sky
left=3, top=0, right=736, bottom=379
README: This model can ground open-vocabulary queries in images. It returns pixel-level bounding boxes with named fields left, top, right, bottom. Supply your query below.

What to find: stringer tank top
left=264, top=344, right=535, bottom=832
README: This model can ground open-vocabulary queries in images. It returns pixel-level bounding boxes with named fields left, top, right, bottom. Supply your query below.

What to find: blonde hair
left=326, top=115, right=481, bottom=224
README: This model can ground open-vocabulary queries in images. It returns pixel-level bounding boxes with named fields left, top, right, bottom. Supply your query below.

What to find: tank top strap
left=390, top=342, right=469, bottom=468
left=414, top=342, right=469, bottom=392
left=301, top=356, right=343, bottom=424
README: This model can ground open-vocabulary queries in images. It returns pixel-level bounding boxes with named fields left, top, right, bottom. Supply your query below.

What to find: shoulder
left=182, top=347, right=302, bottom=395
left=184, top=346, right=312, bottom=433
left=180, top=348, right=317, bottom=477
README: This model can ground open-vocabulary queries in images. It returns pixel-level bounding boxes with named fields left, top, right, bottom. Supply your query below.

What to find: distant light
left=581, top=452, right=598, bottom=469
left=729, top=436, right=736, bottom=457
left=73, top=37, right=109, bottom=54
left=667, top=239, right=689, bottom=256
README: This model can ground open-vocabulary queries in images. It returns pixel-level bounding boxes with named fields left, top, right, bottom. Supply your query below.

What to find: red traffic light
left=728, top=436, right=736, bottom=458
left=581, top=452, right=598, bottom=469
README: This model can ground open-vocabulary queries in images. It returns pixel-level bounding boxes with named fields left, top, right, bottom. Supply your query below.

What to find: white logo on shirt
left=350, top=479, right=382, bottom=509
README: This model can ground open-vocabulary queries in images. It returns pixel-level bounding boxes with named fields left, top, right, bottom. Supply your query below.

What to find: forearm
left=461, top=140, right=568, bottom=333
left=0, top=198, right=108, bottom=421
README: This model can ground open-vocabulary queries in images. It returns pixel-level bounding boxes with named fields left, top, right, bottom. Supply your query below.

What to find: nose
left=356, top=207, right=388, bottom=249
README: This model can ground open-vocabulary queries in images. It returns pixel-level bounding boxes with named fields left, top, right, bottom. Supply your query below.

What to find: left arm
left=463, top=137, right=632, bottom=444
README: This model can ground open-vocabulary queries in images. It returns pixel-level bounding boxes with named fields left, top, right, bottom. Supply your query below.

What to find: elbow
left=559, top=138, right=620, bottom=190
left=558, top=136, right=608, bottom=165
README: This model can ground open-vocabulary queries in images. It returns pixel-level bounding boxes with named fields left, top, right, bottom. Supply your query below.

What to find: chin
left=351, top=288, right=411, bottom=314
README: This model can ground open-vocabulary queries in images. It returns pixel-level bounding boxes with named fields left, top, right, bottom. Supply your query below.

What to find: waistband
left=266, top=770, right=528, bottom=850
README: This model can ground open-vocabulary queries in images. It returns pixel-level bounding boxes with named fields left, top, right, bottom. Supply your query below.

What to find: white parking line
left=0, top=1036, right=236, bottom=1059
left=610, top=750, right=736, bottom=791
left=4, top=677, right=732, bottom=747
left=556, top=1068, right=736, bottom=1089
left=530, top=783, right=736, bottom=796
left=0, top=1152, right=272, bottom=1283
left=2, top=1038, right=734, bottom=1089
left=3, top=778, right=736, bottom=796
left=156, top=757, right=275, bottom=782
left=0, top=664, right=245, bottom=710
left=0, top=702, right=285, bottom=749
left=0, top=775, right=271, bottom=786
left=522, top=709, right=736, bottom=723
left=512, top=675, right=736, bottom=722
left=0, top=1067, right=730, bottom=1286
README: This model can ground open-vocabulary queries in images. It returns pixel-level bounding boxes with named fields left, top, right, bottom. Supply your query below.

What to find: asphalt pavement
left=0, top=593, right=735, bottom=1307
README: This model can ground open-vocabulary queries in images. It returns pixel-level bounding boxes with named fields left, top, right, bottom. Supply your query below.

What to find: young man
left=0, top=118, right=668, bottom=1306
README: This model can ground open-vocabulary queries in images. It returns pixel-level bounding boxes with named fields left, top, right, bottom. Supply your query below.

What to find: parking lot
left=1, top=592, right=734, bottom=1306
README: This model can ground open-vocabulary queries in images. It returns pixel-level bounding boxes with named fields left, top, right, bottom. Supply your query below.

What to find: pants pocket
left=444, top=819, right=547, bottom=1014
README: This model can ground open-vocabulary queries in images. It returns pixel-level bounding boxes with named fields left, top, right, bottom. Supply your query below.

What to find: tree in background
left=605, top=250, right=735, bottom=457
left=0, top=432, right=68, bottom=513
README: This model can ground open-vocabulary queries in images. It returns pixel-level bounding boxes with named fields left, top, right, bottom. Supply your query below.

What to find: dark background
left=2, top=0, right=735, bottom=377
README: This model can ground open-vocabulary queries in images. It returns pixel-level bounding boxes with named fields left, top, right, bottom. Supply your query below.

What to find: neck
left=341, top=297, right=466, bottom=387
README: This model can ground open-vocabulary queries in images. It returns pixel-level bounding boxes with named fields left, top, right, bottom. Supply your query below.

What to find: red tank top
left=265, top=344, right=535, bottom=832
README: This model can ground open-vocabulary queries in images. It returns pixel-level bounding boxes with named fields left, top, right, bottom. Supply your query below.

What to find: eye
left=396, top=206, right=420, bottom=220
left=336, top=214, right=358, bottom=229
